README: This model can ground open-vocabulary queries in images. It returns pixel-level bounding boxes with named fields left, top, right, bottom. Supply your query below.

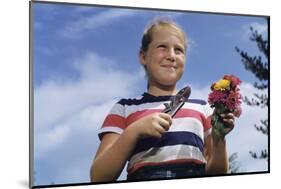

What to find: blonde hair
left=140, top=19, right=188, bottom=53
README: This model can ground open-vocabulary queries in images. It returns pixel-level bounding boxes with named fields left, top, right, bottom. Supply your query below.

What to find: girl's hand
left=131, top=112, right=172, bottom=139
left=220, top=112, right=235, bottom=136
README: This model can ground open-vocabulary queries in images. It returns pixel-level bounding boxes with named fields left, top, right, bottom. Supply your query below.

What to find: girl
left=90, top=19, right=235, bottom=182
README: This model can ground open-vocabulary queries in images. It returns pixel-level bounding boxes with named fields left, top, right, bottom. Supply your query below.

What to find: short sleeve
left=98, top=102, right=126, bottom=140
left=203, top=104, right=214, bottom=139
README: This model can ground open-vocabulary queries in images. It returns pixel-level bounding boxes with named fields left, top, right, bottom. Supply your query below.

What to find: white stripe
left=128, top=144, right=206, bottom=171
left=108, top=100, right=170, bottom=117
left=125, top=101, right=169, bottom=117
left=108, top=103, right=124, bottom=117
left=99, top=126, right=123, bottom=135
left=182, top=102, right=210, bottom=116
left=169, top=118, right=204, bottom=141
left=182, top=102, right=204, bottom=112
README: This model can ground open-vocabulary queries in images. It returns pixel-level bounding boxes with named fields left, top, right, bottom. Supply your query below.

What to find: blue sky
left=32, top=2, right=268, bottom=186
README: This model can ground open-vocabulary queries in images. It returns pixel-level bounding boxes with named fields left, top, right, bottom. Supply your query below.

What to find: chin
left=160, top=79, right=178, bottom=87
left=162, top=76, right=182, bottom=85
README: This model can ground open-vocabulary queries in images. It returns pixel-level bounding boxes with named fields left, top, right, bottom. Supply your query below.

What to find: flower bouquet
left=208, top=75, right=242, bottom=137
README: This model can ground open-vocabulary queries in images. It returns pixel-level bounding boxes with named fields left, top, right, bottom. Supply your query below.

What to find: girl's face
left=140, top=26, right=186, bottom=89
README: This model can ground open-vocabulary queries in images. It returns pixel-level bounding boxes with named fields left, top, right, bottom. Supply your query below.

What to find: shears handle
left=162, top=86, right=191, bottom=118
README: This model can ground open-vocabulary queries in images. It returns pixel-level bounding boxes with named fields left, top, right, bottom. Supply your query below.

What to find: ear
left=139, top=50, right=146, bottom=66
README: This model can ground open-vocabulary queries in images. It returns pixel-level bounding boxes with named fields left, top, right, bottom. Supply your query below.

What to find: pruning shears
left=162, top=86, right=191, bottom=118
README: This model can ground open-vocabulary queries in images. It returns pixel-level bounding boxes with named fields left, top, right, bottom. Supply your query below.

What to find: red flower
left=223, top=75, right=242, bottom=89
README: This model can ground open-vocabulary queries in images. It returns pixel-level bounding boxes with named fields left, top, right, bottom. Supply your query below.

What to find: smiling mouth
left=161, top=65, right=177, bottom=69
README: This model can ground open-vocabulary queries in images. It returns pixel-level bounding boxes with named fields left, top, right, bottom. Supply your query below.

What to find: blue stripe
left=131, top=131, right=204, bottom=157
left=188, top=99, right=207, bottom=105
left=118, top=93, right=207, bottom=106
left=118, top=94, right=170, bottom=105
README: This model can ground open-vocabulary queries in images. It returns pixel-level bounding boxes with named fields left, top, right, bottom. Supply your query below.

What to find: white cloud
left=34, top=51, right=143, bottom=162
left=34, top=51, right=145, bottom=184
left=187, top=84, right=210, bottom=100
left=60, top=9, right=138, bottom=38
left=59, top=7, right=185, bottom=39
left=35, top=125, right=70, bottom=158
left=34, top=52, right=140, bottom=129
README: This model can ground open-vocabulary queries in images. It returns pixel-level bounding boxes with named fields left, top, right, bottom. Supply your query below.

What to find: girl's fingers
left=159, top=113, right=173, bottom=125
left=223, top=118, right=235, bottom=129
left=158, top=118, right=171, bottom=131
left=154, top=124, right=166, bottom=136
left=221, top=113, right=235, bottom=127
left=221, top=113, right=235, bottom=119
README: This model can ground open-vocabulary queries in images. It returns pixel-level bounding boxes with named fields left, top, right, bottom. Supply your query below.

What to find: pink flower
left=208, top=74, right=242, bottom=118
left=225, top=91, right=242, bottom=110
left=208, top=90, right=227, bottom=105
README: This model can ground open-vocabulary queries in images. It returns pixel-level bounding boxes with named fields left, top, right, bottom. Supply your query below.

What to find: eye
left=175, top=47, right=184, bottom=54
left=157, top=44, right=167, bottom=49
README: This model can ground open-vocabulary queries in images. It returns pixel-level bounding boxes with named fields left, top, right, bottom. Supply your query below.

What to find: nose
left=167, top=48, right=176, bottom=62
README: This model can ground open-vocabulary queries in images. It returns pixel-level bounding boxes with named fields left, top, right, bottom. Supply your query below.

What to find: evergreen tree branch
left=249, top=150, right=268, bottom=160
left=254, top=119, right=268, bottom=135
left=236, top=25, right=269, bottom=162
left=250, top=27, right=269, bottom=59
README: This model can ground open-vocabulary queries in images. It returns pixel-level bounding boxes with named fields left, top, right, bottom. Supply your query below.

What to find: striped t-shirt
left=99, top=92, right=213, bottom=175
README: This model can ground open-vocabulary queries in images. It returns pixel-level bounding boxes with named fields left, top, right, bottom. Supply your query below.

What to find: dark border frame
left=29, top=0, right=270, bottom=188
left=29, top=1, right=34, bottom=188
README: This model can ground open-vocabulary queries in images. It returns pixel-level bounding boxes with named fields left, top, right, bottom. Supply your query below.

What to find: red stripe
left=126, top=108, right=207, bottom=127
left=174, top=109, right=204, bottom=121
left=128, top=158, right=205, bottom=174
left=102, top=114, right=126, bottom=130
left=204, top=115, right=212, bottom=131
left=102, top=109, right=211, bottom=132
left=126, top=109, right=161, bottom=126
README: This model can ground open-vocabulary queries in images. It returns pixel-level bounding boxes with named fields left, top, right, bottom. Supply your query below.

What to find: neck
left=147, top=84, right=177, bottom=96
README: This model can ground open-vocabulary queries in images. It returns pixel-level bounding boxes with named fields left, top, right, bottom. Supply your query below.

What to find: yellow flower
left=213, top=79, right=230, bottom=91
